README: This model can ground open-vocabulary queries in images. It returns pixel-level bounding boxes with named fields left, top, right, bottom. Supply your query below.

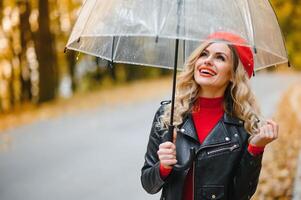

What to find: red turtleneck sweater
left=159, top=96, right=264, bottom=200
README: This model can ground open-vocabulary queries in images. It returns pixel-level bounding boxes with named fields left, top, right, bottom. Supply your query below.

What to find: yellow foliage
left=276, top=2, right=293, bottom=23
left=271, top=0, right=301, bottom=70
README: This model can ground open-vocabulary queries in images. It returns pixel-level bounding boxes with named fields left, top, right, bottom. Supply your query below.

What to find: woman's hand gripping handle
left=158, top=125, right=195, bottom=171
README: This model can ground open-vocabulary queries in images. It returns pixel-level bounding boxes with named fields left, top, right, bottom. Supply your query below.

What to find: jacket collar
left=180, top=112, right=244, bottom=145
left=223, top=112, right=244, bottom=126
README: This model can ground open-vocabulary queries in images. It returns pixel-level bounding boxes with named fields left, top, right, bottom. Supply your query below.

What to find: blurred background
left=0, top=0, right=300, bottom=200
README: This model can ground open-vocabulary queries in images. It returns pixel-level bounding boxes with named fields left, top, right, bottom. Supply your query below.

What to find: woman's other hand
left=249, top=119, right=279, bottom=147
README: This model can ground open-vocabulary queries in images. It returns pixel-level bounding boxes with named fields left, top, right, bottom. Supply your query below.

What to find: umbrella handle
left=165, top=125, right=196, bottom=171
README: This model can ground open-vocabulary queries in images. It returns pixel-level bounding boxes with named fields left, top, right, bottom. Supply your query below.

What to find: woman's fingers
left=263, top=120, right=277, bottom=139
left=266, top=119, right=279, bottom=138
left=265, top=124, right=274, bottom=138
left=158, top=141, right=177, bottom=167
left=250, top=119, right=279, bottom=147
left=159, top=141, right=175, bottom=149
left=161, top=159, right=177, bottom=166
left=158, top=154, right=176, bottom=160
left=157, top=148, right=176, bottom=156
left=265, top=125, right=275, bottom=140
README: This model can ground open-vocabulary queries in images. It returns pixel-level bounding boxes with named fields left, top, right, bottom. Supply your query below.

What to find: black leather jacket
left=141, top=104, right=263, bottom=200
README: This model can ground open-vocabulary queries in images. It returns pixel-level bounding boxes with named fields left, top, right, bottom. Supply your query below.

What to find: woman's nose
left=204, top=56, right=213, bottom=66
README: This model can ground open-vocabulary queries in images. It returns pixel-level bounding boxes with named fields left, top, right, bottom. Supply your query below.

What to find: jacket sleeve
left=232, top=132, right=263, bottom=200
left=140, top=106, right=169, bottom=194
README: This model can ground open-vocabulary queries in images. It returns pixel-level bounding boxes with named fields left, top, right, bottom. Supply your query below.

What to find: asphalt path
left=0, top=73, right=300, bottom=200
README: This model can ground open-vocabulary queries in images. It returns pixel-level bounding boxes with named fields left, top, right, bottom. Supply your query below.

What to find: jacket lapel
left=201, top=113, right=244, bottom=146
left=223, top=112, right=244, bottom=126
left=180, top=112, right=243, bottom=146
left=179, top=114, right=199, bottom=143
left=201, top=119, right=230, bottom=146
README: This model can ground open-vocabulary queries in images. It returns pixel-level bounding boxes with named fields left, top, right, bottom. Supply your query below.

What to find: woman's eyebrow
left=203, top=49, right=229, bottom=59
left=215, top=52, right=229, bottom=59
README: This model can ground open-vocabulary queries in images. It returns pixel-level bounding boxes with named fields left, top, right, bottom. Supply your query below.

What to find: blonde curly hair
left=160, top=40, right=261, bottom=135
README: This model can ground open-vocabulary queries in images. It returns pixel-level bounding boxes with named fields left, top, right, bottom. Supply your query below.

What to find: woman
left=141, top=32, right=278, bottom=200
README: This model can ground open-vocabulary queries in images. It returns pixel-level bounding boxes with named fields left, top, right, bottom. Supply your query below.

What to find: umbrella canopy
left=66, top=0, right=288, bottom=71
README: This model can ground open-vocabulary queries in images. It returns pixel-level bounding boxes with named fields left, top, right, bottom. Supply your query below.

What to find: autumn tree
left=35, top=0, right=58, bottom=102
left=271, top=0, right=301, bottom=69
left=17, top=0, right=33, bottom=101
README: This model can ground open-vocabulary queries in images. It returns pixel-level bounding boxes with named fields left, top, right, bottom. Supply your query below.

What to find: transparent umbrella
left=65, top=0, right=289, bottom=170
left=66, top=0, right=288, bottom=70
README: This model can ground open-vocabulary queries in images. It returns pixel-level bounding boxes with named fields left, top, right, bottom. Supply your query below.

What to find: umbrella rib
left=266, top=0, right=290, bottom=61
left=67, top=46, right=180, bottom=70
left=157, top=2, right=175, bottom=36
left=155, top=0, right=163, bottom=36
left=233, top=0, right=250, bottom=42
left=66, top=0, right=87, bottom=45
left=77, top=0, right=98, bottom=43
left=258, top=47, right=288, bottom=60
left=111, top=36, right=116, bottom=62
left=244, top=0, right=257, bottom=53
left=183, top=0, right=186, bottom=63
left=65, top=0, right=92, bottom=46
left=254, top=60, right=290, bottom=71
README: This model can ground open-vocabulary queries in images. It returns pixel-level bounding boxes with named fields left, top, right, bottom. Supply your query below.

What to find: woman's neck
left=198, top=85, right=228, bottom=98
left=193, top=96, right=224, bottom=111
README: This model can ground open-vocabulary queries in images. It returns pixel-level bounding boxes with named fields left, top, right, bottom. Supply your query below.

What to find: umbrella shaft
left=170, top=39, right=179, bottom=127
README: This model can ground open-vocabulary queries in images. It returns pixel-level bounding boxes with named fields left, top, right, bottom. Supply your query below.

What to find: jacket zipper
left=206, top=143, right=239, bottom=155
left=196, top=141, right=231, bottom=155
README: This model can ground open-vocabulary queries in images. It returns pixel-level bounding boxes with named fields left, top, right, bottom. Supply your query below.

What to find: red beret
left=207, top=32, right=254, bottom=78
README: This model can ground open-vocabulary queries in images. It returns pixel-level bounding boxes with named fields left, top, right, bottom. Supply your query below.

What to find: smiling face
left=194, top=42, right=234, bottom=98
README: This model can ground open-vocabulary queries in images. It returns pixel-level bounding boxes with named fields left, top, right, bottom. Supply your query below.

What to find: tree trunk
left=0, top=0, right=4, bottom=112
left=18, top=0, right=32, bottom=101
left=0, top=1, right=14, bottom=111
left=35, top=0, right=58, bottom=103
left=64, top=0, right=78, bottom=91
left=0, top=0, right=3, bottom=20
left=66, top=50, right=77, bottom=91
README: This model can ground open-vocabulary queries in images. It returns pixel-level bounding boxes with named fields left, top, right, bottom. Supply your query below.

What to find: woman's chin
left=195, top=77, right=216, bottom=85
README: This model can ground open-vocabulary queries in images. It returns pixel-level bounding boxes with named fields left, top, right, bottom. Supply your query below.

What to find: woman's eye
left=216, top=55, right=225, bottom=61
left=200, top=52, right=207, bottom=57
